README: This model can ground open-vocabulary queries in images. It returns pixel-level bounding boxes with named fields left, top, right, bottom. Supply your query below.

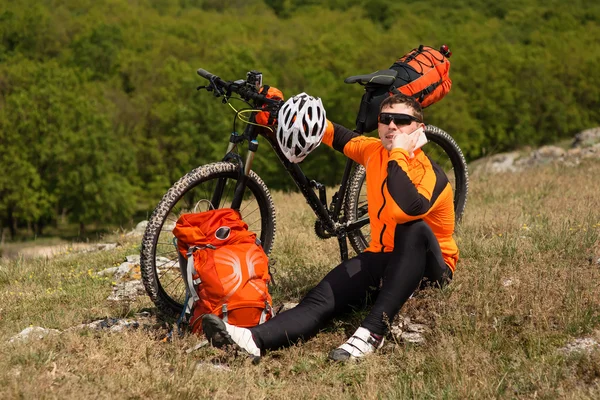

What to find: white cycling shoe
left=328, top=327, right=384, bottom=361
left=202, top=314, right=261, bottom=360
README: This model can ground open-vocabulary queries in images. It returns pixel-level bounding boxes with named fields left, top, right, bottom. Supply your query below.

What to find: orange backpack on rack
left=354, top=44, right=452, bottom=133
left=173, top=209, right=273, bottom=334
left=390, top=44, right=452, bottom=107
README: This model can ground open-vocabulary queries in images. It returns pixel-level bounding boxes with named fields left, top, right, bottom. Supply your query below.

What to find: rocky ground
left=6, top=127, right=600, bottom=361
left=470, top=127, right=600, bottom=174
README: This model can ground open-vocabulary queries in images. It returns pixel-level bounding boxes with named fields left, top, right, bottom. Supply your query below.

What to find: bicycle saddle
left=344, top=69, right=398, bottom=86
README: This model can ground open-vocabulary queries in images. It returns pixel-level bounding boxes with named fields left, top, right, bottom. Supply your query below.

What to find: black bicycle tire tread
left=140, top=161, right=276, bottom=317
left=424, top=125, right=469, bottom=221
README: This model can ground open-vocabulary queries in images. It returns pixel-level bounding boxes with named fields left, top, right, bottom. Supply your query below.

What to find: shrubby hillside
left=1, top=0, right=599, bottom=237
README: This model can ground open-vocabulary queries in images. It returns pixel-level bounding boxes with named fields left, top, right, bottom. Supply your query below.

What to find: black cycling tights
left=249, top=219, right=452, bottom=350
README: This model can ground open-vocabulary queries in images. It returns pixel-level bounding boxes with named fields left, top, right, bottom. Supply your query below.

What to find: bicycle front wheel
left=140, top=162, right=276, bottom=317
left=345, top=125, right=468, bottom=254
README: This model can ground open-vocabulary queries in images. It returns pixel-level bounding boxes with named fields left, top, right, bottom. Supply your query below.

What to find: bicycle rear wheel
left=140, top=162, right=276, bottom=317
left=345, top=125, right=468, bottom=254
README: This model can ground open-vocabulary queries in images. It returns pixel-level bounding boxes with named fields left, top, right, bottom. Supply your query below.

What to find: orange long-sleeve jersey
left=323, top=121, right=459, bottom=271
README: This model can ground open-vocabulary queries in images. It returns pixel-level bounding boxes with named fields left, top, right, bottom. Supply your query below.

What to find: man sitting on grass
left=203, top=93, right=459, bottom=361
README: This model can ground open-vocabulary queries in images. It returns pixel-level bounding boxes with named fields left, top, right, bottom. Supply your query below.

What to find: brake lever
left=199, top=76, right=225, bottom=98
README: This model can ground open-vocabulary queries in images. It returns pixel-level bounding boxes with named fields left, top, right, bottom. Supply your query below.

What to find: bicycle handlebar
left=197, top=68, right=283, bottom=108
left=197, top=68, right=218, bottom=81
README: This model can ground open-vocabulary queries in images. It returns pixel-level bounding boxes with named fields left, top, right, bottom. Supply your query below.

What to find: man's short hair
left=380, top=93, right=423, bottom=122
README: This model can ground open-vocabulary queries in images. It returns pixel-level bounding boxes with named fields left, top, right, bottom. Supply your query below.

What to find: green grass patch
left=1, top=161, right=600, bottom=398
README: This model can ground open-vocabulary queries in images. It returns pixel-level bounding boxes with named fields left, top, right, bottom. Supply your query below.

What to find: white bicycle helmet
left=276, top=92, right=327, bottom=163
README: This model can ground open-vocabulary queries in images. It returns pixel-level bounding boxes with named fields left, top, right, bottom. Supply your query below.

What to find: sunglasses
left=378, top=113, right=422, bottom=126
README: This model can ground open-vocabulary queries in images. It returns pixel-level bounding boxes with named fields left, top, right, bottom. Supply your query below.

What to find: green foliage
left=0, top=0, right=599, bottom=237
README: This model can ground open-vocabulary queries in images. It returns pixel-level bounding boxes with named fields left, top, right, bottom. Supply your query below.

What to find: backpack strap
left=412, top=78, right=443, bottom=103
left=259, top=300, right=272, bottom=324
left=183, top=243, right=217, bottom=306
left=222, top=304, right=228, bottom=323
left=186, top=246, right=201, bottom=304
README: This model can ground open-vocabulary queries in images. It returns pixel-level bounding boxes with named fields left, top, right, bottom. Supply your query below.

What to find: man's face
left=378, top=103, right=422, bottom=151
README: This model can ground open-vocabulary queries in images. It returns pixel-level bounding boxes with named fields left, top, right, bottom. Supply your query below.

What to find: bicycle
left=140, top=68, right=469, bottom=318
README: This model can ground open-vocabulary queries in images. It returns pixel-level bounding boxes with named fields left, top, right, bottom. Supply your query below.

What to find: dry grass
left=1, top=160, right=600, bottom=399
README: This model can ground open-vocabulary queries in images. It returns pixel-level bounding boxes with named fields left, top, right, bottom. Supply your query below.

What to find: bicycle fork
left=230, top=138, right=258, bottom=210
left=210, top=126, right=258, bottom=212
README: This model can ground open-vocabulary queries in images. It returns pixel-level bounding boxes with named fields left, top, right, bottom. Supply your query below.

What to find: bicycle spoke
left=156, top=241, right=176, bottom=246
left=242, top=206, right=260, bottom=220
left=221, top=181, right=234, bottom=209
left=239, top=200, right=257, bottom=214
left=248, top=217, right=263, bottom=227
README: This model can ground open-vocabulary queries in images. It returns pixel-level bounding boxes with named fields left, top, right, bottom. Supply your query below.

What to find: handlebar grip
left=197, top=68, right=217, bottom=80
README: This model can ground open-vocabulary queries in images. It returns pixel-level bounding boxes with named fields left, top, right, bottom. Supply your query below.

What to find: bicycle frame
left=215, top=112, right=369, bottom=261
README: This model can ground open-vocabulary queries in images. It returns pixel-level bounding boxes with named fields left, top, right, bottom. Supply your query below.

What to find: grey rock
left=107, top=280, right=145, bottom=302
left=127, top=220, right=149, bottom=237
left=559, top=337, right=600, bottom=354
left=391, top=315, right=427, bottom=345
left=126, top=255, right=141, bottom=264
left=486, top=152, right=521, bottom=173
left=96, top=266, right=118, bottom=277
left=65, top=313, right=154, bottom=333
left=8, top=327, right=61, bottom=343
left=471, top=129, right=600, bottom=176
left=114, top=261, right=137, bottom=280
left=532, top=145, right=565, bottom=162
left=567, top=147, right=583, bottom=158
left=70, top=318, right=140, bottom=332
left=406, top=323, right=428, bottom=333
left=573, top=127, right=600, bottom=148
left=107, top=319, right=140, bottom=332
left=391, top=324, right=403, bottom=339
left=97, top=243, right=118, bottom=251
left=400, top=332, right=426, bottom=344
left=582, top=143, right=600, bottom=158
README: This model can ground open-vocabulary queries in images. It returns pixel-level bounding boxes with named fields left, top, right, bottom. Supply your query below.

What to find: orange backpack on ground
left=173, top=208, right=273, bottom=333
left=355, top=44, right=452, bottom=133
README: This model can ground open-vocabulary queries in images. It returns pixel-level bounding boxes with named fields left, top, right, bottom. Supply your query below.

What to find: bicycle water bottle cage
left=344, top=69, right=398, bottom=86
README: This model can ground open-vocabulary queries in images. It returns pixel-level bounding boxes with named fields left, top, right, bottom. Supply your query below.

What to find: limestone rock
left=114, top=261, right=140, bottom=281
left=107, top=280, right=146, bottom=302
left=559, top=337, right=600, bottom=355
left=126, top=255, right=141, bottom=264
left=97, top=243, right=118, bottom=251
left=483, top=152, right=522, bottom=174
left=391, top=315, right=428, bottom=345
left=65, top=312, right=153, bottom=333
left=8, top=327, right=60, bottom=343
left=471, top=128, right=600, bottom=175
left=97, top=266, right=119, bottom=277
left=127, top=220, right=149, bottom=236
left=573, top=127, right=600, bottom=148
left=400, top=332, right=426, bottom=344
left=532, top=145, right=565, bottom=162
